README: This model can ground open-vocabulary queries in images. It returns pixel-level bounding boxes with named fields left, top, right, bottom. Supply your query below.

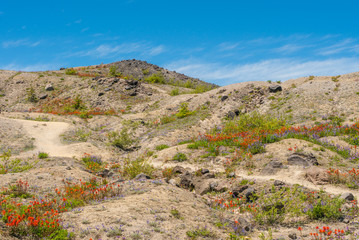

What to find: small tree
left=26, top=86, right=38, bottom=103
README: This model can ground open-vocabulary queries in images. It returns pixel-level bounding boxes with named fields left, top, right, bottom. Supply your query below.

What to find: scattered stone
left=98, top=92, right=104, bottom=96
left=269, top=85, right=282, bottom=93
left=288, top=233, right=297, bottom=239
left=227, top=172, right=236, bottom=178
left=135, top=173, right=151, bottom=180
left=172, top=166, right=187, bottom=175
left=201, top=169, right=209, bottom=175
left=340, top=192, right=354, bottom=201
left=221, top=95, right=228, bottom=101
left=287, top=153, right=318, bottom=166
left=65, top=166, right=72, bottom=170
left=273, top=180, right=285, bottom=186
left=343, top=218, right=350, bottom=224
left=202, top=172, right=215, bottom=179
left=104, top=87, right=111, bottom=92
left=39, top=94, right=48, bottom=100
left=211, top=181, right=228, bottom=192
left=261, top=161, right=283, bottom=175
left=244, top=188, right=257, bottom=202
left=60, top=67, right=65, bottom=70
left=305, top=166, right=329, bottom=185
left=98, top=168, right=114, bottom=178
left=180, top=172, right=194, bottom=189
left=217, top=89, right=226, bottom=94
left=233, top=109, right=240, bottom=116
left=232, top=185, right=249, bottom=197
left=129, top=91, right=137, bottom=96
left=193, top=179, right=211, bottom=195
left=226, top=111, right=236, bottom=119
left=168, top=178, right=178, bottom=186
left=126, top=80, right=138, bottom=86
left=45, top=84, right=54, bottom=91
left=235, top=217, right=252, bottom=235
left=209, top=181, right=218, bottom=189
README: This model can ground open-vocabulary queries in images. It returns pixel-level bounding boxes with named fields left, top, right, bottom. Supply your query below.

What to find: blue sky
left=1, top=0, right=359, bottom=86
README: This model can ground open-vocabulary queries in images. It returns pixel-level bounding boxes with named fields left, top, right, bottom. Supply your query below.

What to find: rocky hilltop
left=0, top=62, right=359, bottom=239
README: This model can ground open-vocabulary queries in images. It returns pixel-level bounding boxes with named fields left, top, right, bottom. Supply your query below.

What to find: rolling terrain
left=1, top=60, right=359, bottom=239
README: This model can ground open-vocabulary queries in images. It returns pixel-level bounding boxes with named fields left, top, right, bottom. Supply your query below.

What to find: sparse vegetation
left=108, top=128, right=136, bottom=150
left=172, top=152, right=188, bottom=162
left=65, top=68, right=77, bottom=75
left=155, top=144, right=170, bottom=151
left=38, top=152, right=49, bottom=159
left=145, top=72, right=165, bottom=84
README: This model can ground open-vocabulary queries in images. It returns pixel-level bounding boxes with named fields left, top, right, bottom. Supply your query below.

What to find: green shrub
left=306, top=193, right=344, bottom=220
left=145, top=73, right=165, bottom=84
left=172, top=152, right=187, bottom=162
left=222, top=111, right=286, bottom=134
left=142, top=68, right=150, bottom=75
left=176, top=103, right=194, bottom=118
left=26, top=86, right=38, bottom=103
left=109, top=128, right=136, bottom=150
left=65, top=68, right=77, bottom=75
left=123, top=157, right=154, bottom=179
left=186, top=227, right=215, bottom=239
left=0, top=150, right=35, bottom=174
left=192, top=84, right=213, bottom=93
left=170, top=88, right=180, bottom=96
left=155, top=144, right=169, bottom=151
left=38, top=152, right=49, bottom=159
left=72, top=95, right=86, bottom=110
left=109, top=65, right=122, bottom=77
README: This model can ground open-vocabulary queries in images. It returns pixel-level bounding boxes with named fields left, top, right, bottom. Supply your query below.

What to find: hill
left=0, top=62, right=359, bottom=239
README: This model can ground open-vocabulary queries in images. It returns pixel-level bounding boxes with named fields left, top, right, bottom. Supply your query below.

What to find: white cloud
left=318, top=39, right=359, bottom=55
left=72, top=42, right=165, bottom=58
left=2, top=39, right=41, bottom=48
left=275, top=44, right=309, bottom=54
left=0, top=63, right=59, bottom=71
left=166, top=58, right=359, bottom=86
left=218, top=42, right=239, bottom=51
left=148, top=45, right=165, bottom=56
left=81, top=27, right=90, bottom=32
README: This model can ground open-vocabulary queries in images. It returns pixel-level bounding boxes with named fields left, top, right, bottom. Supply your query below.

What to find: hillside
left=0, top=62, right=359, bottom=239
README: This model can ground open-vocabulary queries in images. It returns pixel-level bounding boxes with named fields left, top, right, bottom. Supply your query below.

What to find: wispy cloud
left=148, top=45, right=165, bottom=56
left=0, top=63, right=59, bottom=71
left=71, top=42, right=166, bottom=58
left=275, top=44, right=309, bottom=54
left=166, top=58, right=359, bottom=86
left=81, top=27, right=90, bottom=33
left=218, top=42, right=239, bottom=51
left=2, top=39, right=41, bottom=48
left=0, top=11, right=4, bottom=15
left=318, top=39, right=359, bottom=55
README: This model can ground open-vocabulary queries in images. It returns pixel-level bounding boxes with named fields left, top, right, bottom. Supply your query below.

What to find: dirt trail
left=155, top=159, right=359, bottom=199
left=0, top=117, right=99, bottom=158
left=238, top=168, right=359, bottom=199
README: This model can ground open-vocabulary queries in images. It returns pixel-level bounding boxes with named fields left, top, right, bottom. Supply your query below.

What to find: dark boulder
left=287, top=153, right=318, bottom=166
left=261, top=161, right=283, bottom=175
left=269, top=85, right=282, bottom=93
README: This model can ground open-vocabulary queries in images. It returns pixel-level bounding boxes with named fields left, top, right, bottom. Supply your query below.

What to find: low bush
left=65, top=68, right=77, bottom=75
left=108, top=128, right=136, bottom=150
left=122, top=157, right=154, bottom=179
left=172, top=152, right=188, bottom=162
